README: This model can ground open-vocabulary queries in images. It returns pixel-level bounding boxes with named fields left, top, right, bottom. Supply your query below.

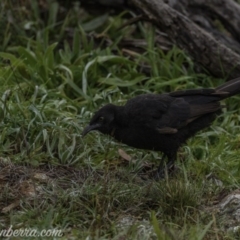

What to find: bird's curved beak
left=82, top=124, right=100, bottom=137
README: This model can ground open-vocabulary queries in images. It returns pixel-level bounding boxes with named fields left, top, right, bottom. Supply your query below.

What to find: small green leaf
left=82, top=14, right=109, bottom=31
left=82, top=55, right=133, bottom=94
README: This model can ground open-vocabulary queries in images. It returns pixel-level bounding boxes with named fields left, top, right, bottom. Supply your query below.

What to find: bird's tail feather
left=215, top=77, right=240, bottom=98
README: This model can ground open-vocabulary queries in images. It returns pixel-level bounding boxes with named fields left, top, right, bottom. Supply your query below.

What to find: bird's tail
left=215, top=77, right=240, bottom=99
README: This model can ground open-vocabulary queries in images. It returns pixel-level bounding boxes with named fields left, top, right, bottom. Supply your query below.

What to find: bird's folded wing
left=155, top=98, right=190, bottom=132
left=126, top=94, right=221, bottom=135
left=153, top=98, right=221, bottom=135
left=126, top=95, right=191, bottom=132
left=169, top=88, right=226, bottom=104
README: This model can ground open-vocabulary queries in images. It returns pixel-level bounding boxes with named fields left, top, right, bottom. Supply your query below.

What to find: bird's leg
left=167, top=152, right=177, bottom=169
left=156, top=154, right=166, bottom=174
left=154, top=154, right=167, bottom=179
left=155, top=153, right=176, bottom=179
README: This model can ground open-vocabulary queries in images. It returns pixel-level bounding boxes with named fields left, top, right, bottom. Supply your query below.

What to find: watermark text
left=0, top=225, right=63, bottom=238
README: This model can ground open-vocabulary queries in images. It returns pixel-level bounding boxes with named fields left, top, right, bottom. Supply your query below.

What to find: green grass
left=0, top=1, right=240, bottom=239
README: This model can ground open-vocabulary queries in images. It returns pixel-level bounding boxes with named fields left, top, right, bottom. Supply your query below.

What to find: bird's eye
left=99, top=116, right=104, bottom=122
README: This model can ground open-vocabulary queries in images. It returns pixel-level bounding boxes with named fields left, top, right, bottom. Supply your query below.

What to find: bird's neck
left=107, top=105, right=128, bottom=140
left=114, top=106, right=128, bottom=126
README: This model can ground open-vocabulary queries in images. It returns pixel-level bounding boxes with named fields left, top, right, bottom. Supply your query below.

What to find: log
left=130, top=0, right=240, bottom=79
left=171, top=0, right=240, bottom=53
left=175, top=0, right=240, bottom=42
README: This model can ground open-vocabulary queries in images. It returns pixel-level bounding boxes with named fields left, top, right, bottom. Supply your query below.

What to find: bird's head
left=82, top=104, right=117, bottom=137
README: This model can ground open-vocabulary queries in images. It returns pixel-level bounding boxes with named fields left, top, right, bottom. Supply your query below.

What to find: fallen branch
left=130, top=0, right=240, bottom=79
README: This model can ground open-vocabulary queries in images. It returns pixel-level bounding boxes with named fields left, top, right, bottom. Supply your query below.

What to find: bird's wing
left=125, top=94, right=190, bottom=133
left=169, top=88, right=222, bottom=122
left=125, top=93, right=221, bottom=134
left=169, top=88, right=225, bottom=104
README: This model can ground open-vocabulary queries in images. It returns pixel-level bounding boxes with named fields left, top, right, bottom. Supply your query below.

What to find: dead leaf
left=118, top=149, right=132, bottom=161
left=19, top=180, right=36, bottom=197
left=33, top=172, right=50, bottom=182
left=2, top=200, right=20, bottom=213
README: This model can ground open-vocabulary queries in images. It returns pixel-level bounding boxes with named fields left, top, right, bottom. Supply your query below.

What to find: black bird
left=82, top=78, right=240, bottom=176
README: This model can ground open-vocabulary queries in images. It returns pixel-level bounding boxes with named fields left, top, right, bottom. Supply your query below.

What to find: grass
left=0, top=0, right=240, bottom=239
